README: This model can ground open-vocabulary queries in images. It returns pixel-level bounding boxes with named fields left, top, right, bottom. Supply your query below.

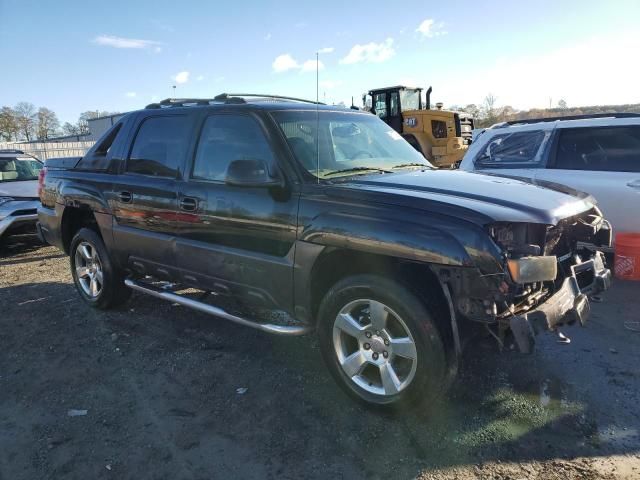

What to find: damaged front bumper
left=509, top=251, right=611, bottom=353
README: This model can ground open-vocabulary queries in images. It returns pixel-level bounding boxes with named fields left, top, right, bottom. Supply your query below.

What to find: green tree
left=62, top=122, right=81, bottom=136
left=0, top=106, right=19, bottom=142
left=36, top=107, right=60, bottom=140
left=77, top=110, right=115, bottom=135
left=14, top=102, right=36, bottom=141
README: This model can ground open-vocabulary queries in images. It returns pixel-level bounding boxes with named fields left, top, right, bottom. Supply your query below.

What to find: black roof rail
left=145, top=98, right=219, bottom=109
left=496, top=112, right=640, bottom=127
left=214, top=93, right=324, bottom=105
left=146, top=94, right=324, bottom=110
left=0, top=149, right=25, bottom=154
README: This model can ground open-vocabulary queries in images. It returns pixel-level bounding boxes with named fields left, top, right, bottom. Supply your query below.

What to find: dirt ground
left=1, top=236, right=639, bottom=480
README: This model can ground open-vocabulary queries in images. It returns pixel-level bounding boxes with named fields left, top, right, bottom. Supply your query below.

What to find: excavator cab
left=363, top=85, right=474, bottom=168
left=366, top=86, right=423, bottom=133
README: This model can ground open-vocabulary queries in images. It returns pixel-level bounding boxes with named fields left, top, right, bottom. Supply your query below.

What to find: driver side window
left=192, top=114, right=275, bottom=182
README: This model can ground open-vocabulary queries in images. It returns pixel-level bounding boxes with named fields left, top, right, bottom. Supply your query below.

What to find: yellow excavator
left=364, top=86, right=474, bottom=168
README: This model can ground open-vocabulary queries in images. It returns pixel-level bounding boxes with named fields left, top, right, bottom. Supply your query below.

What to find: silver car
left=0, top=150, right=43, bottom=241
left=459, top=113, right=640, bottom=241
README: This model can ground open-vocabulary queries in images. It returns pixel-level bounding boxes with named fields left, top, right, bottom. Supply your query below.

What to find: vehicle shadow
left=1, top=278, right=637, bottom=479
left=0, top=234, right=48, bottom=259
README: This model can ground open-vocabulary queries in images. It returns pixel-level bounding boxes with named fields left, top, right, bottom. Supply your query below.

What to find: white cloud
left=93, top=34, right=162, bottom=49
left=301, top=59, right=324, bottom=72
left=340, top=38, right=395, bottom=64
left=317, top=47, right=334, bottom=54
left=416, top=19, right=447, bottom=38
left=264, top=33, right=272, bottom=41
left=125, top=92, right=137, bottom=98
left=172, top=71, right=190, bottom=84
left=438, top=31, right=640, bottom=110
left=272, top=54, right=299, bottom=72
left=319, top=80, right=342, bottom=89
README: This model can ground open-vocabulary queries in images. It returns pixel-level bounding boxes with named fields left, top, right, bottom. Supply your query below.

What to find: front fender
left=301, top=211, right=478, bottom=267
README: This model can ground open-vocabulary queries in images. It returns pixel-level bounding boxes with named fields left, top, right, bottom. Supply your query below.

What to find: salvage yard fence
left=0, top=141, right=96, bottom=161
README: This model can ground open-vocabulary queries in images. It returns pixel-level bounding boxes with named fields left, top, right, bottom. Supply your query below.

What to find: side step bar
left=124, top=278, right=313, bottom=336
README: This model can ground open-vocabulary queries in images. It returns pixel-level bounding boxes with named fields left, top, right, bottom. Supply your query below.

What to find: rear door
left=537, top=125, right=640, bottom=234
left=110, top=112, right=195, bottom=278
left=174, top=112, right=299, bottom=310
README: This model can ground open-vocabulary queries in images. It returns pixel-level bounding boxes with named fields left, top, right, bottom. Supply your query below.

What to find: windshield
left=273, top=110, right=432, bottom=179
left=399, top=89, right=420, bottom=111
left=0, top=157, right=43, bottom=182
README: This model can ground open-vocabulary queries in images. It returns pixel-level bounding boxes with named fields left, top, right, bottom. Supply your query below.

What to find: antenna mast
left=316, top=51, right=320, bottom=183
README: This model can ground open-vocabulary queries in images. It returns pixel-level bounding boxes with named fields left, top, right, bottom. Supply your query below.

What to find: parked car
left=38, top=95, right=611, bottom=408
left=459, top=113, right=640, bottom=239
left=0, top=149, right=43, bottom=242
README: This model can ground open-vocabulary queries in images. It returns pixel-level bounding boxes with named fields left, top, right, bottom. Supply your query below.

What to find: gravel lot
left=1, top=236, right=639, bottom=479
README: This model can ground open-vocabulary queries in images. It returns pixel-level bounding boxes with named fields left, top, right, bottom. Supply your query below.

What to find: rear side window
left=191, top=115, right=274, bottom=182
left=475, top=130, right=546, bottom=168
left=554, top=126, right=640, bottom=172
left=127, top=116, right=190, bottom=177
left=76, top=122, right=123, bottom=171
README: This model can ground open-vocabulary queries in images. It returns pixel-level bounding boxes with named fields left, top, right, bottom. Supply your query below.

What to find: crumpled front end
left=452, top=206, right=612, bottom=353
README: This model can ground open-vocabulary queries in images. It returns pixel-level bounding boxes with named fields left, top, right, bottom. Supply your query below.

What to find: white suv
left=459, top=114, right=640, bottom=238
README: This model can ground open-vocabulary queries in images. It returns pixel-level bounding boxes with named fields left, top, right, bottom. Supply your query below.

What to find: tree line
left=451, top=95, right=640, bottom=128
left=0, top=102, right=119, bottom=142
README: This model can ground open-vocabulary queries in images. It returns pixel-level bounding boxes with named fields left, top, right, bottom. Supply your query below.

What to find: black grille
left=11, top=209, right=37, bottom=216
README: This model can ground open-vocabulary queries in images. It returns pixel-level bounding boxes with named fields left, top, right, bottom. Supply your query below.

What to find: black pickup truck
left=38, top=95, right=612, bottom=408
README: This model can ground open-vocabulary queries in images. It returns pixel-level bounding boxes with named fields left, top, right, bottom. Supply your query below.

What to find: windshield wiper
left=392, top=163, right=432, bottom=169
left=323, top=167, right=392, bottom=177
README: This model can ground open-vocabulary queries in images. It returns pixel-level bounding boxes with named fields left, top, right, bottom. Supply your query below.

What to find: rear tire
left=317, top=274, right=447, bottom=409
left=70, top=227, right=131, bottom=309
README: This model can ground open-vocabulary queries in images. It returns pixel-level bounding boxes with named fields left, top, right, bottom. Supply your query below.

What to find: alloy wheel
left=74, top=241, right=103, bottom=298
left=332, top=299, right=418, bottom=397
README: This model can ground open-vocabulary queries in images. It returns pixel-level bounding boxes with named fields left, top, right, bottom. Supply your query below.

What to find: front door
left=175, top=113, right=299, bottom=311
left=537, top=125, right=640, bottom=234
left=110, top=113, right=195, bottom=279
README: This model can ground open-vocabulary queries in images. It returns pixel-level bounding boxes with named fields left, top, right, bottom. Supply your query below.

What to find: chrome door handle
left=118, top=191, right=132, bottom=203
left=179, top=197, right=198, bottom=211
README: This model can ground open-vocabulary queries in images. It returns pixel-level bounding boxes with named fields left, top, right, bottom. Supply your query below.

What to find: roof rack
left=214, top=93, right=324, bottom=105
left=0, top=149, right=25, bottom=154
left=145, top=98, right=218, bottom=109
left=145, top=93, right=324, bottom=109
left=496, top=112, right=640, bottom=127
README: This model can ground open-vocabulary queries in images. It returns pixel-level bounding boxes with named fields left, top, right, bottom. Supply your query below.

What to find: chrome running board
left=124, top=278, right=313, bottom=336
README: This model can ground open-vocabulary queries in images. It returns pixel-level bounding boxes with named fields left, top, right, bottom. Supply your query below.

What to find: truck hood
left=336, top=170, right=595, bottom=226
left=0, top=180, right=39, bottom=199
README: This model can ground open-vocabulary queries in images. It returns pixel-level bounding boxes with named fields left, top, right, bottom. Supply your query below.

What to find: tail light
left=37, top=166, right=47, bottom=203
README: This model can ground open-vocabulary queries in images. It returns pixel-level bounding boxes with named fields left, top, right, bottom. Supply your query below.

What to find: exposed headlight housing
left=507, top=256, right=557, bottom=283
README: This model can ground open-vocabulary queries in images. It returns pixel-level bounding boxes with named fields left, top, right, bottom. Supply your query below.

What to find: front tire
left=70, top=227, right=131, bottom=309
left=317, top=274, right=447, bottom=409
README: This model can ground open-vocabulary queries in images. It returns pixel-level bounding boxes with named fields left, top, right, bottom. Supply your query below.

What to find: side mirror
left=225, top=159, right=283, bottom=188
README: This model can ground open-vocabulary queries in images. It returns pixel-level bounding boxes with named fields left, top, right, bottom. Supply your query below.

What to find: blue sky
left=1, top=0, right=639, bottom=124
